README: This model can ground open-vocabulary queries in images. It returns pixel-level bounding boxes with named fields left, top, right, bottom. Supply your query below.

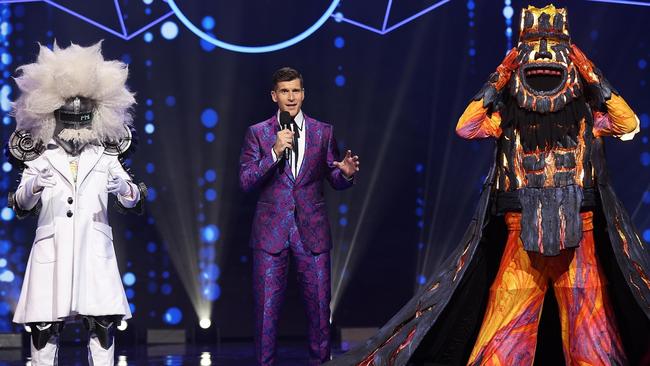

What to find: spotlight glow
left=200, top=352, right=212, bottom=365
left=199, top=318, right=211, bottom=329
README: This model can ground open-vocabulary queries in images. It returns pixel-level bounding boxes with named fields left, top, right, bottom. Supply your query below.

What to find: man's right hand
left=33, top=168, right=56, bottom=193
left=273, top=128, right=294, bottom=157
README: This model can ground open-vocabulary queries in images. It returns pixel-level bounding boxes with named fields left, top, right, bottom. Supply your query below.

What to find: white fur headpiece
left=12, top=41, right=136, bottom=144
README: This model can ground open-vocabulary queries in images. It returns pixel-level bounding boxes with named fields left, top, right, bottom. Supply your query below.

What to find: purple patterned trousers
left=253, top=223, right=331, bottom=366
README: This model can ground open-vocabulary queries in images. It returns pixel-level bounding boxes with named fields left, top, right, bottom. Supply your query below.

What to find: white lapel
left=77, top=144, right=105, bottom=187
left=44, top=144, right=74, bottom=187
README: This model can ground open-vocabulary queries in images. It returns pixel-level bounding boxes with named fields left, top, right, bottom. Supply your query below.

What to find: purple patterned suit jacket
left=239, top=114, right=353, bottom=254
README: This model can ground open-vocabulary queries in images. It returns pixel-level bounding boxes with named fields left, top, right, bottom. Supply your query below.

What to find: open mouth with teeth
left=522, top=64, right=566, bottom=94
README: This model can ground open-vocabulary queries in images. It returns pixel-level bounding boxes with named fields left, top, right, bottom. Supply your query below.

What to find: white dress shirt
left=272, top=110, right=306, bottom=178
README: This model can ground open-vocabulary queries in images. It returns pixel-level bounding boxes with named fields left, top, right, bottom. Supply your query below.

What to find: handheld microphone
left=279, top=111, right=293, bottom=161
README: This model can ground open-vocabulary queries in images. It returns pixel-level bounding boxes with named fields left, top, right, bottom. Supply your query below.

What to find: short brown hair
left=272, top=67, right=303, bottom=90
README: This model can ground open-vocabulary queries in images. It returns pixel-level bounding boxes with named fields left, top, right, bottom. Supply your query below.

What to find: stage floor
left=0, top=342, right=345, bottom=365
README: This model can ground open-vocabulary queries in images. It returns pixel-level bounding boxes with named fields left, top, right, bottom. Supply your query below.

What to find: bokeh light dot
left=334, top=36, right=344, bottom=48
left=161, top=21, right=179, bottom=40
left=202, top=16, right=215, bottom=30
left=164, top=307, right=182, bottom=325
left=122, top=272, right=136, bottom=286
left=204, top=169, right=217, bottom=182
left=205, top=189, right=217, bottom=201
left=201, top=108, right=218, bottom=128
left=335, top=75, right=346, bottom=87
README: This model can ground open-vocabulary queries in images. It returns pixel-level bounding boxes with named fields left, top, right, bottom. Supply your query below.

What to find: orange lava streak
left=574, top=118, right=587, bottom=186
left=454, top=244, right=472, bottom=282
left=512, top=131, right=527, bottom=188
left=428, top=281, right=439, bottom=292
left=543, top=150, right=557, bottom=187
left=615, top=219, right=630, bottom=258
left=632, top=262, right=650, bottom=289
left=389, top=327, right=418, bottom=365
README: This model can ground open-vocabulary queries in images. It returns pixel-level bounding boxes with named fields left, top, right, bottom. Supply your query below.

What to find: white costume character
left=7, top=42, right=146, bottom=366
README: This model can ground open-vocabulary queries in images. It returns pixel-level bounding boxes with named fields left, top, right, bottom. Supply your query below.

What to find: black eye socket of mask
left=55, top=96, right=95, bottom=128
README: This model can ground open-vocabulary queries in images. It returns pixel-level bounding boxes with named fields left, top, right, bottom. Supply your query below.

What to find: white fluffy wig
left=12, top=41, right=135, bottom=144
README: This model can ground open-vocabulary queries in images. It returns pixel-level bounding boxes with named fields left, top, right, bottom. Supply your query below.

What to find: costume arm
left=14, top=162, right=44, bottom=211
left=326, top=126, right=354, bottom=190
left=570, top=44, right=640, bottom=140
left=108, top=157, right=141, bottom=208
left=239, top=126, right=280, bottom=192
left=593, top=94, right=640, bottom=140
left=456, top=48, right=518, bottom=140
left=456, top=101, right=502, bottom=139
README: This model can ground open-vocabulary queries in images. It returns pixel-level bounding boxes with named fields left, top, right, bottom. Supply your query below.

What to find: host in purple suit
left=239, top=67, right=360, bottom=366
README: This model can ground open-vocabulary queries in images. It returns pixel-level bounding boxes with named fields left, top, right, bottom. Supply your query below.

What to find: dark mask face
left=53, top=96, right=96, bottom=155
left=54, top=96, right=95, bottom=131
left=509, top=5, right=581, bottom=114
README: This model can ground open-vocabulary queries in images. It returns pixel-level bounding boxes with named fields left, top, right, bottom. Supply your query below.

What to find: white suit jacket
left=12, top=142, right=139, bottom=323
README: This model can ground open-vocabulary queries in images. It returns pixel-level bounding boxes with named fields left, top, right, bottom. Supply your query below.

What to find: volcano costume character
left=327, top=5, right=649, bottom=366
left=7, top=42, right=146, bottom=366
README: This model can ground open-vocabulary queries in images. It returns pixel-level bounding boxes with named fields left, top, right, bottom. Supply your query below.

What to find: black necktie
left=292, top=121, right=300, bottom=174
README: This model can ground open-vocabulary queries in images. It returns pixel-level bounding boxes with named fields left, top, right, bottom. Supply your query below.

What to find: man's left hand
left=333, top=150, right=360, bottom=178
left=107, top=176, right=132, bottom=197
